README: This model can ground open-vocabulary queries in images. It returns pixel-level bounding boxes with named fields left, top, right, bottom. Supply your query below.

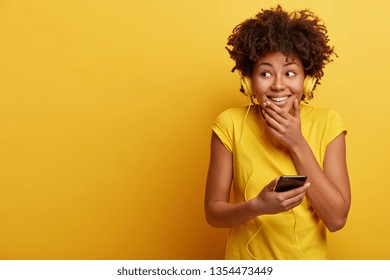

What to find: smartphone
left=274, top=175, right=307, bottom=192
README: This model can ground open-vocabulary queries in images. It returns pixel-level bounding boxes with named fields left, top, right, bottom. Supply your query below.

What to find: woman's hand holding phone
left=251, top=176, right=310, bottom=215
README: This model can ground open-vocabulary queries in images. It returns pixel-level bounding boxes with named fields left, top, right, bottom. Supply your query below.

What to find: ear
left=303, top=76, right=317, bottom=101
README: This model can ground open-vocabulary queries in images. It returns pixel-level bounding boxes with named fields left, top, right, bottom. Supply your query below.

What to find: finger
left=262, top=104, right=291, bottom=126
left=262, top=109, right=290, bottom=140
left=280, top=182, right=311, bottom=199
left=293, top=182, right=311, bottom=194
left=265, top=178, right=278, bottom=191
left=263, top=101, right=289, bottom=120
left=263, top=107, right=286, bottom=125
left=262, top=109, right=283, bottom=131
left=286, top=197, right=305, bottom=210
left=283, top=190, right=307, bottom=208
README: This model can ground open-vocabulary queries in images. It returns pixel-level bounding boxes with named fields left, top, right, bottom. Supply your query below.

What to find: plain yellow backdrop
left=0, top=0, right=389, bottom=259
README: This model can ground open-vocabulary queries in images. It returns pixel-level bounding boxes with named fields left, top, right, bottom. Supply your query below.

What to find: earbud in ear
left=303, top=76, right=317, bottom=101
left=240, top=76, right=254, bottom=97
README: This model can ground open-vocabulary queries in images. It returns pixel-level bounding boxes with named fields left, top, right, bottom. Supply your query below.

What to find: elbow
left=204, top=211, right=224, bottom=228
left=204, top=203, right=217, bottom=227
left=205, top=217, right=223, bottom=228
left=324, top=202, right=351, bottom=232
left=205, top=216, right=219, bottom=228
left=204, top=204, right=230, bottom=228
left=326, top=216, right=348, bottom=232
left=204, top=210, right=214, bottom=227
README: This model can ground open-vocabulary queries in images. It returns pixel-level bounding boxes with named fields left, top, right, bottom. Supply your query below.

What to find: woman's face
left=252, top=51, right=305, bottom=113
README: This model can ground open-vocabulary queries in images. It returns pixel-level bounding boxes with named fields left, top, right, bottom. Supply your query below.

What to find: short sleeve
left=211, top=110, right=234, bottom=153
left=325, top=110, right=347, bottom=145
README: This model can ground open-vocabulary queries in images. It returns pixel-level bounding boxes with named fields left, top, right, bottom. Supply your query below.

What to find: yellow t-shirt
left=211, top=104, right=347, bottom=260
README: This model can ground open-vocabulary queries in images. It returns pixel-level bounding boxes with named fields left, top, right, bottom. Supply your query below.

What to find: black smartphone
left=274, top=175, right=307, bottom=192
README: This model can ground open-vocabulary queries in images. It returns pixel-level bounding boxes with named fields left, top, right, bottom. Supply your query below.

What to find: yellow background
left=0, top=0, right=389, bottom=259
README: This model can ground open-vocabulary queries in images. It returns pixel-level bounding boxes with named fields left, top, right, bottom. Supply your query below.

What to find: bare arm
left=290, top=133, right=351, bottom=232
left=204, top=132, right=309, bottom=228
left=262, top=99, right=351, bottom=231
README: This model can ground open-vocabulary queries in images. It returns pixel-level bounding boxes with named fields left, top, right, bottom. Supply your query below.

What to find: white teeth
left=272, top=97, right=288, bottom=102
left=270, top=96, right=289, bottom=102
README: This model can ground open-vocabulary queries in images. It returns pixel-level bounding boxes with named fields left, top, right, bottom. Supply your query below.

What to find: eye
left=261, top=72, right=271, bottom=78
left=286, top=71, right=296, bottom=77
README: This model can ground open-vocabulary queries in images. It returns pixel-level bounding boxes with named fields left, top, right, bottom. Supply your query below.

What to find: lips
left=267, top=95, right=291, bottom=102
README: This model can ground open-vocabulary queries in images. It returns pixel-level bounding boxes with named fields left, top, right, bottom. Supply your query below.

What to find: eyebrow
left=257, top=61, right=298, bottom=67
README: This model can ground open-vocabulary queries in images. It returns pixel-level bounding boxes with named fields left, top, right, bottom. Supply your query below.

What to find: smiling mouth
left=267, top=95, right=291, bottom=102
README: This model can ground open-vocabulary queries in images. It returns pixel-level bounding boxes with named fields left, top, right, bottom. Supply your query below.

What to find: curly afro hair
left=226, top=5, right=335, bottom=98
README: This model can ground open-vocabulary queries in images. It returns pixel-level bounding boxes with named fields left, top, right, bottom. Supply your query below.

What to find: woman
left=205, top=5, right=351, bottom=259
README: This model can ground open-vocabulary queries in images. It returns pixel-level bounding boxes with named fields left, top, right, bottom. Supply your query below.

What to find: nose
left=271, top=76, right=286, bottom=91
